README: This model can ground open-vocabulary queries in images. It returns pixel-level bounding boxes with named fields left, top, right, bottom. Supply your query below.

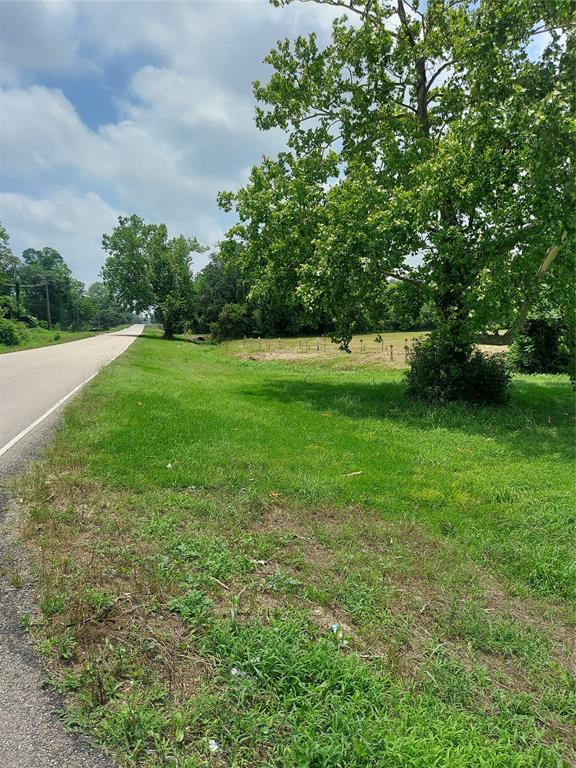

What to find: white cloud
left=127, top=66, right=254, bottom=133
left=0, top=190, right=121, bottom=284
left=0, top=86, right=100, bottom=173
left=0, top=0, right=81, bottom=85
left=0, top=0, right=349, bottom=282
left=0, top=82, right=237, bottom=238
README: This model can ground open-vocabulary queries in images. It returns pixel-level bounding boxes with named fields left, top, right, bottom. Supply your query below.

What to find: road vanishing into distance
left=0, top=324, right=143, bottom=768
left=0, top=324, right=144, bottom=468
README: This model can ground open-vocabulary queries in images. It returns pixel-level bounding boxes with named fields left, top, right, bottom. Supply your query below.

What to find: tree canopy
left=0, top=221, right=135, bottom=334
left=219, top=0, right=575, bottom=397
left=102, top=215, right=206, bottom=338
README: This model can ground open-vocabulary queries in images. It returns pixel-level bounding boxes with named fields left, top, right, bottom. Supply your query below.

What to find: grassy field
left=16, top=328, right=575, bottom=767
left=0, top=325, right=129, bottom=354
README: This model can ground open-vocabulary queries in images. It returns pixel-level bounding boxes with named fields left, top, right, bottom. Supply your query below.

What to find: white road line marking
left=0, top=337, right=138, bottom=458
left=0, top=373, right=99, bottom=458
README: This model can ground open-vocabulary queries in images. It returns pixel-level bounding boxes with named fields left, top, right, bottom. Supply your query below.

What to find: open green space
left=19, top=328, right=575, bottom=767
left=0, top=325, right=129, bottom=354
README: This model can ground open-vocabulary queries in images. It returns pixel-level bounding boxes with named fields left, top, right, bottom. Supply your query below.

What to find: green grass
left=0, top=325, right=128, bottom=354
left=19, top=328, right=575, bottom=766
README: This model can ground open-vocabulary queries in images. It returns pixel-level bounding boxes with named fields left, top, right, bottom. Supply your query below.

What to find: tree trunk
left=163, top=318, right=174, bottom=339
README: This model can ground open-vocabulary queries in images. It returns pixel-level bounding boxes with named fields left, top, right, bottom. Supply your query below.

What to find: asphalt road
left=0, top=324, right=143, bottom=767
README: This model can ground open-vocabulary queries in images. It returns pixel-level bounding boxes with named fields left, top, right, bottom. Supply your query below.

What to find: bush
left=508, top=319, right=570, bottom=374
left=406, top=337, right=511, bottom=405
left=0, top=295, right=18, bottom=319
left=0, top=317, right=27, bottom=346
left=210, top=302, right=249, bottom=341
left=20, top=314, right=39, bottom=328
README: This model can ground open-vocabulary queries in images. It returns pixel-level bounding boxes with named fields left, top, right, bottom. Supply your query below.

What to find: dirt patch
left=477, top=344, right=510, bottom=356
left=238, top=350, right=327, bottom=363
left=237, top=349, right=410, bottom=369
left=236, top=344, right=508, bottom=367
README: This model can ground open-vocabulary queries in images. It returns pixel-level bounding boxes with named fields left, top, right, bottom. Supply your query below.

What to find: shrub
left=20, top=314, right=39, bottom=328
left=210, top=302, right=248, bottom=341
left=0, top=317, right=27, bottom=346
left=0, top=295, right=18, bottom=318
left=508, top=318, right=570, bottom=374
left=406, top=337, right=511, bottom=405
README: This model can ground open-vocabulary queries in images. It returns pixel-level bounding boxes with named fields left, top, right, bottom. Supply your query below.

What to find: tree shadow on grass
left=241, top=375, right=574, bottom=461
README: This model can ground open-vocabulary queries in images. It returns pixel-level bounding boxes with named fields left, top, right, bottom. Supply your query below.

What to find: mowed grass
left=19, top=328, right=576, bottom=767
left=0, top=325, right=126, bottom=354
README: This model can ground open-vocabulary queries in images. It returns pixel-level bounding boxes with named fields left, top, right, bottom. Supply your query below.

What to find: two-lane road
left=0, top=324, right=143, bottom=462
left=0, top=324, right=143, bottom=768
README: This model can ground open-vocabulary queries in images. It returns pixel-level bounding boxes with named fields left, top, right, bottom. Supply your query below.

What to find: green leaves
left=219, top=0, right=575, bottom=357
left=102, top=215, right=206, bottom=337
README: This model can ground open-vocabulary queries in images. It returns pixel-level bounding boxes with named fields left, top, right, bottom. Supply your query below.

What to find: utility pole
left=44, top=279, right=52, bottom=329
left=13, top=264, right=21, bottom=318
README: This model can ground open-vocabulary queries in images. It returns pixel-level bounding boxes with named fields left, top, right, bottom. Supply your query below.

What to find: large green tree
left=20, top=247, right=74, bottom=328
left=220, top=0, right=575, bottom=396
left=102, top=215, right=205, bottom=338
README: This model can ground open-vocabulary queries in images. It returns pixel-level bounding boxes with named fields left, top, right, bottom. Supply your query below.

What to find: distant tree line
left=0, top=221, right=137, bottom=344
left=99, top=215, right=438, bottom=342
left=100, top=215, right=572, bottom=382
left=188, top=250, right=438, bottom=341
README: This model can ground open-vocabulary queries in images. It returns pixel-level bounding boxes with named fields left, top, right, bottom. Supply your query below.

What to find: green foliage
left=0, top=222, right=134, bottom=335
left=20, top=247, right=75, bottom=328
left=86, top=282, right=134, bottom=330
left=509, top=318, right=571, bottom=374
left=0, top=317, right=27, bottom=345
left=168, top=589, right=213, bottom=624
left=84, top=587, right=117, bottom=616
left=220, top=1, right=575, bottom=399
left=102, top=215, right=206, bottom=338
left=406, top=337, right=511, bottom=404
left=375, top=282, right=438, bottom=332
left=0, top=221, right=17, bottom=299
left=191, top=253, right=248, bottom=333
left=191, top=250, right=336, bottom=339
left=210, top=302, right=249, bottom=341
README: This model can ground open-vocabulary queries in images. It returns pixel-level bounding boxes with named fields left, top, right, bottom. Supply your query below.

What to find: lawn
left=18, top=328, right=575, bottom=767
left=0, top=325, right=128, bottom=354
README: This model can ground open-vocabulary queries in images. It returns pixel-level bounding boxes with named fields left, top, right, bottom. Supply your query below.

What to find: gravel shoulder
left=0, top=329, right=143, bottom=768
left=0, top=416, right=115, bottom=768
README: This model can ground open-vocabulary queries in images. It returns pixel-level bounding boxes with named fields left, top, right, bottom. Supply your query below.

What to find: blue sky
left=0, top=0, right=342, bottom=284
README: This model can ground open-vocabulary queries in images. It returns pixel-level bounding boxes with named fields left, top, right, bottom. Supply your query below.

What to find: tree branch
left=397, top=0, right=417, bottom=49
left=386, top=271, right=425, bottom=287
left=426, top=60, right=454, bottom=91
left=477, top=241, right=563, bottom=345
